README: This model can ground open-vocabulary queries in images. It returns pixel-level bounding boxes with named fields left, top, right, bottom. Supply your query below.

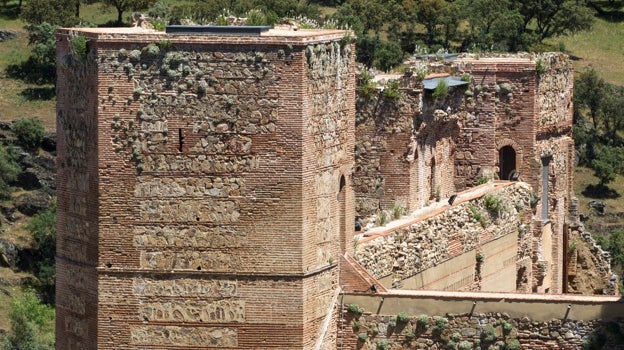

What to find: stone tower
left=55, top=26, right=355, bottom=349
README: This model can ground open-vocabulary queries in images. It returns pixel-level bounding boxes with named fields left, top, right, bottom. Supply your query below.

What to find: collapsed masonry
left=55, top=26, right=614, bottom=350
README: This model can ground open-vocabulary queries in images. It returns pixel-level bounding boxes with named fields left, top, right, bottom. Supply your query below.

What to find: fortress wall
left=339, top=292, right=624, bottom=350
left=355, top=183, right=533, bottom=292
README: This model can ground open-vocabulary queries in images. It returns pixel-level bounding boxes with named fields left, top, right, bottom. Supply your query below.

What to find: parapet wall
left=339, top=291, right=624, bottom=350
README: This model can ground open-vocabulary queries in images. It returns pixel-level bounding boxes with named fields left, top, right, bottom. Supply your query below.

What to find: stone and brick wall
left=354, top=183, right=533, bottom=292
left=56, top=27, right=354, bottom=349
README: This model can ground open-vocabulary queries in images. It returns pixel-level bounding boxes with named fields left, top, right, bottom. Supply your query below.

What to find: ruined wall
left=353, top=78, right=420, bottom=218
left=56, top=28, right=354, bottom=350
left=354, top=183, right=533, bottom=292
left=534, top=53, right=575, bottom=294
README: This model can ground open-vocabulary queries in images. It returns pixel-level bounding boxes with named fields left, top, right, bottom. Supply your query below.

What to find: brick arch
left=495, top=139, right=523, bottom=180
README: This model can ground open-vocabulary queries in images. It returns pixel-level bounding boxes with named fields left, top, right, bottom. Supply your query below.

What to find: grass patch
left=547, top=3, right=624, bottom=86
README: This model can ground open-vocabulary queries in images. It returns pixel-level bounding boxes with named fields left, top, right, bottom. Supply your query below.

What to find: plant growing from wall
left=535, top=59, right=546, bottom=76
left=504, top=338, right=521, bottom=350
left=397, top=311, right=410, bottom=324
left=376, top=339, right=389, bottom=350
left=483, top=194, right=504, bottom=214
left=352, top=320, right=361, bottom=330
left=388, top=316, right=397, bottom=328
left=468, top=205, right=487, bottom=228
left=417, top=314, right=429, bottom=329
left=432, top=79, right=448, bottom=100
left=69, top=33, right=88, bottom=60
left=357, top=71, right=377, bottom=98
left=476, top=252, right=485, bottom=264
left=432, top=316, right=448, bottom=334
left=357, top=332, right=368, bottom=343
left=501, top=321, right=514, bottom=334
left=347, top=303, right=364, bottom=315
left=376, top=211, right=388, bottom=226
left=381, top=80, right=401, bottom=100
left=458, top=340, right=473, bottom=350
left=404, top=330, right=415, bottom=342
left=529, top=192, right=539, bottom=208
left=481, top=324, right=498, bottom=343
left=392, top=204, right=407, bottom=219
left=476, top=176, right=490, bottom=185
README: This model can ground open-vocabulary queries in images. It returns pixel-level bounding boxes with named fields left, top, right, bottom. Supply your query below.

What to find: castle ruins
left=55, top=26, right=618, bottom=349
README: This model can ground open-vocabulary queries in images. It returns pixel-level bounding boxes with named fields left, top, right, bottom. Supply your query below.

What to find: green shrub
left=404, top=330, right=415, bottom=341
left=352, top=320, right=361, bottom=330
left=392, top=203, right=407, bottom=219
left=27, top=201, right=57, bottom=303
left=13, top=117, right=45, bottom=150
left=417, top=314, right=429, bottom=328
left=458, top=340, right=473, bottom=350
left=357, top=332, right=368, bottom=342
left=535, top=59, right=546, bottom=76
left=476, top=176, right=490, bottom=185
left=446, top=340, right=457, bottom=349
left=381, top=80, right=401, bottom=100
left=347, top=303, right=364, bottom=315
left=432, top=79, right=449, bottom=100
left=70, top=33, right=87, bottom=60
left=377, top=339, right=389, bottom=350
left=432, top=316, right=448, bottom=333
left=388, top=316, right=397, bottom=328
left=0, top=145, right=20, bottom=199
left=483, top=194, right=504, bottom=213
left=3, top=290, right=55, bottom=350
left=452, top=332, right=461, bottom=342
left=502, top=321, right=514, bottom=333
left=504, top=338, right=521, bottom=350
left=469, top=205, right=487, bottom=228
left=358, top=70, right=377, bottom=97
left=397, top=311, right=410, bottom=323
left=377, top=211, right=388, bottom=226
left=481, top=324, right=498, bottom=343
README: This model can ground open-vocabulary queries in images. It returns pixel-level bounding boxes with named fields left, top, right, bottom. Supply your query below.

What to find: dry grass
left=574, top=166, right=624, bottom=213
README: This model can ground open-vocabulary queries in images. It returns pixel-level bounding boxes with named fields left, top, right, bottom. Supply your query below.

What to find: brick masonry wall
left=56, top=28, right=354, bottom=349
left=55, top=32, right=100, bottom=350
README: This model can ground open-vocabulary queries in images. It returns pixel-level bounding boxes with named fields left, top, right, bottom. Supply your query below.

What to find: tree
left=101, top=0, right=157, bottom=25
left=356, top=34, right=381, bottom=68
left=574, top=68, right=606, bottom=131
left=374, top=40, right=404, bottom=72
left=462, top=0, right=525, bottom=51
left=518, top=0, right=594, bottom=41
left=591, top=145, right=624, bottom=186
left=20, top=0, right=78, bottom=27
left=6, top=22, right=58, bottom=85
left=2, top=291, right=55, bottom=350
left=415, top=0, right=448, bottom=45
left=595, top=229, right=624, bottom=293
